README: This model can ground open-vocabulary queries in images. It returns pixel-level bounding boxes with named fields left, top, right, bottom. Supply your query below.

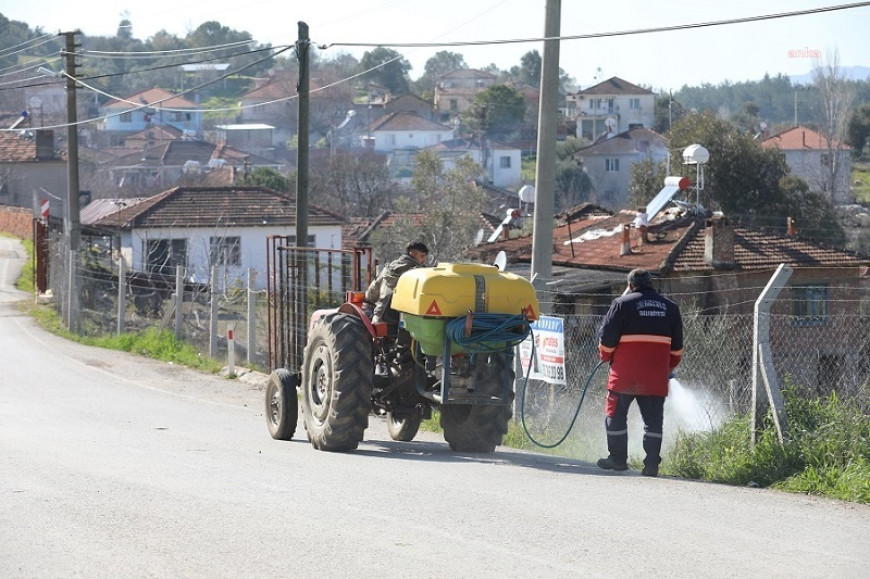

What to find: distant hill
left=789, top=65, right=870, bottom=86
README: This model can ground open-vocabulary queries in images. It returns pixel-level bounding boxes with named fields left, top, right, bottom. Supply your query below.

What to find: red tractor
left=263, top=240, right=538, bottom=453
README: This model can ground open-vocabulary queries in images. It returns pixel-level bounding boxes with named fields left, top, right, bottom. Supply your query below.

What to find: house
left=103, top=140, right=284, bottom=191
left=433, top=69, right=497, bottom=121
left=572, top=126, right=668, bottom=208
left=426, top=137, right=522, bottom=189
left=567, top=77, right=655, bottom=141
left=0, top=129, right=66, bottom=211
left=761, top=125, right=853, bottom=204
left=85, top=186, right=346, bottom=289
left=365, top=111, right=455, bottom=178
left=99, top=88, right=202, bottom=144
left=384, top=94, right=434, bottom=121
left=213, top=123, right=275, bottom=154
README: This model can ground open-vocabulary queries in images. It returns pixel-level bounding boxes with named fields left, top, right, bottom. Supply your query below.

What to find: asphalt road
left=1, top=237, right=869, bottom=578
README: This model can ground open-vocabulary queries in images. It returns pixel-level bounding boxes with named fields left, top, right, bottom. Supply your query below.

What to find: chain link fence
left=47, top=241, right=870, bottom=456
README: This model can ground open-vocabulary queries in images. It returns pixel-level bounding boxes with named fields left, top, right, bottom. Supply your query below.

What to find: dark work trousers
left=604, top=390, right=665, bottom=468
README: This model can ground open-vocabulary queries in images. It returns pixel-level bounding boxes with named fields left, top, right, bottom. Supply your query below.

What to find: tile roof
left=474, top=208, right=868, bottom=274
left=575, top=127, right=666, bottom=155
left=80, top=197, right=148, bottom=226
left=0, top=131, right=39, bottom=162
left=576, top=76, right=653, bottom=96
left=104, top=88, right=197, bottom=110
left=88, top=186, right=346, bottom=229
left=436, top=69, right=496, bottom=80
left=123, top=125, right=183, bottom=142
left=761, top=125, right=848, bottom=151
left=368, top=111, right=452, bottom=132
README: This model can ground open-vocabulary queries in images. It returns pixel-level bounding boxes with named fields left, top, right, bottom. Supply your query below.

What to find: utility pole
left=62, top=30, right=81, bottom=332
left=295, top=22, right=310, bottom=249
left=530, top=0, right=561, bottom=312
left=62, top=30, right=81, bottom=253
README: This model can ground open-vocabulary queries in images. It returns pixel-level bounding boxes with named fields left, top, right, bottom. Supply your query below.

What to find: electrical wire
left=321, top=1, right=870, bottom=50
left=79, top=39, right=259, bottom=58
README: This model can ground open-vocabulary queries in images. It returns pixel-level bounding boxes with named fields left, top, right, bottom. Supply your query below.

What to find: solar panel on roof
left=646, top=176, right=691, bottom=221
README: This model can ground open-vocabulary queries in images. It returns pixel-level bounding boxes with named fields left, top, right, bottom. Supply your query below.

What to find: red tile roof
left=368, top=111, right=452, bottom=132
left=104, top=88, right=197, bottom=110
left=0, top=131, right=39, bottom=162
left=761, top=125, right=848, bottom=151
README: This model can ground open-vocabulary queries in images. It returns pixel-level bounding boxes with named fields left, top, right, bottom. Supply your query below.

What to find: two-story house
left=426, top=137, right=521, bottom=189
left=433, top=69, right=497, bottom=122
left=761, top=125, right=853, bottom=204
left=566, top=77, right=655, bottom=141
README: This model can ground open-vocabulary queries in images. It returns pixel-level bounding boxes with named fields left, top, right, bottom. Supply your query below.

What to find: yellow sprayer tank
left=391, top=263, right=539, bottom=355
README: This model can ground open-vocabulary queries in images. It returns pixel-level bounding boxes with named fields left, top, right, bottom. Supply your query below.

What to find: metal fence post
left=175, top=265, right=184, bottom=340
left=116, top=258, right=126, bottom=335
left=209, top=266, right=218, bottom=358
left=247, top=267, right=255, bottom=365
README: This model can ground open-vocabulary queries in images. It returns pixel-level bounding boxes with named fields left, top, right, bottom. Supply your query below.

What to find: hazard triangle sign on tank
left=524, top=304, right=537, bottom=320
left=425, top=300, right=442, bottom=315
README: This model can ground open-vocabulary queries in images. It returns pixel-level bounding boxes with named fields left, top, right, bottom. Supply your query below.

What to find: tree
left=627, top=158, right=669, bottom=210
left=653, top=93, right=686, bottom=133
left=309, top=151, right=401, bottom=218
left=666, top=111, right=846, bottom=246
left=415, top=51, right=467, bottom=96
left=846, top=103, right=870, bottom=159
left=242, top=167, right=294, bottom=192
left=460, top=85, right=526, bottom=142
left=512, top=50, right=542, bottom=87
left=372, top=151, right=487, bottom=262
left=359, top=47, right=412, bottom=96
left=812, top=52, right=855, bottom=201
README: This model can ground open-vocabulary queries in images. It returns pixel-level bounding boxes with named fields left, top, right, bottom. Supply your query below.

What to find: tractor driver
left=365, top=241, right=430, bottom=325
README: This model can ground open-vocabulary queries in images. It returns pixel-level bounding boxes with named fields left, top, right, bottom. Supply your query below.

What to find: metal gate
left=265, top=238, right=375, bottom=373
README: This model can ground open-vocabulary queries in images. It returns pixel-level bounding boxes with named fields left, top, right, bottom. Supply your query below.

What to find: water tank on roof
left=682, top=144, right=710, bottom=165
left=183, top=160, right=201, bottom=174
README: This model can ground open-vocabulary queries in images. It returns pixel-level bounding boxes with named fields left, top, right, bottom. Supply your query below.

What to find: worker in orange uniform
left=596, top=268, right=683, bottom=477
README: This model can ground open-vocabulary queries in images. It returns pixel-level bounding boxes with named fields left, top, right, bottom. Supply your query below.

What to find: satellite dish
left=605, top=117, right=617, bottom=129
left=474, top=229, right=485, bottom=246
left=518, top=185, right=535, bottom=204
left=494, top=251, right=507, bottom=271
left=760, top=122, right=768, bottom=131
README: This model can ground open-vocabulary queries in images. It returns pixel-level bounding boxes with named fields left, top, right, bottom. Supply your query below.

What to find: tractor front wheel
left=265, top=369, right=298, bottom=440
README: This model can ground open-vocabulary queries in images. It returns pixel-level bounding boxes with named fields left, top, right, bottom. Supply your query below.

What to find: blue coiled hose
left=445, top=312, right=532, bottom=353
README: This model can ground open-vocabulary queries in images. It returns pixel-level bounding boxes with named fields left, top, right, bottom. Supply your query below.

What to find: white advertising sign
left=518, top=315, right=567, bottom=385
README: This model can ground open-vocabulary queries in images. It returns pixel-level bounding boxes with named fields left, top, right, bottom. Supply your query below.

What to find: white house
left=572, top=127, right=669, bottom=209
left=761, top=125, right=853, bottom=204
left=99, top=88, right=202, bottom=141
left=566, top=77, right=656, bottom=141
left=367, top=111, right=455, bottom=153
left=427, top=137, right=522, bottom=189
left=85, top=186, right=347, bottom=289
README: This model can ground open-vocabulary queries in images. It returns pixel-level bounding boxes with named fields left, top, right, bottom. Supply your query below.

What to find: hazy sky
left=3, top=0, right=868, bottom=91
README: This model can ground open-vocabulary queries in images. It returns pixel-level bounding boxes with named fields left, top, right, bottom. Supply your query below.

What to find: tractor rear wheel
left=386, top=409, right=422, bottom=442
left=265, top=368, right=298, bottom=440
left=301, top=313, right=373, bottom=452
left=441, top=352, right=514, bottom=453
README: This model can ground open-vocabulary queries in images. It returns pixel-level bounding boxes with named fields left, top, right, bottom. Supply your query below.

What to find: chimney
left=620, top=223, right=632, bottom=256
left=787, top=216, right=797, bottom=237
left=704, top=216, right=735, bottom=268
left=35, top=130, right=55, bottom=161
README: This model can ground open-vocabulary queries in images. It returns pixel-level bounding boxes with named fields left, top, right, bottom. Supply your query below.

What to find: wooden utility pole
left=530, top=0, right=561, bottom=312
left=295, top=22, right=310, bottom=248
left=62, top=30, right=81, bottom=332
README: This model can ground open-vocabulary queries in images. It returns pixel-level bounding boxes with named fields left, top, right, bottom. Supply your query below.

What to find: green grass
left=853, top=163, right=870, bottom=203
left=666, top=385, right=870, bottom=503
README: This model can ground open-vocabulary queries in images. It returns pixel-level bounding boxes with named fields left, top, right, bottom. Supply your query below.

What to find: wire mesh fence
left=46, top=240, right=870, bottom=452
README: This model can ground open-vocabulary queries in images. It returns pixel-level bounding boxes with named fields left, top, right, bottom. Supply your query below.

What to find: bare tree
left=812, top=51, right=855, bottom=203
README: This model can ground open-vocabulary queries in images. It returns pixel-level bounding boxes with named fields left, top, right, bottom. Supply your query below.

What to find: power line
left=321, top=1, right=870, bottom=50
left=79, top=39, right=260, bottom=59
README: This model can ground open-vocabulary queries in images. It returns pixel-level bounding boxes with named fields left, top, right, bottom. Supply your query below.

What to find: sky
left=2, top=0, right=869, bottom=92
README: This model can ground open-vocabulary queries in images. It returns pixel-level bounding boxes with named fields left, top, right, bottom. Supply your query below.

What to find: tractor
left=263, top=239, right=538, bottom=453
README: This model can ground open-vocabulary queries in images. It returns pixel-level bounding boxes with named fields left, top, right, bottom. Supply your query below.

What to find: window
left=286, top=234, right=316, bottom=248
left=210, top=236, right=241, bottom=267
left=145, top=239, right=187, bottom=276
left=605, top=158, right=620, bottom=172
left=449, top=99, right=458, bottom=112
left=629, top=98, right=640, bottom=110
left=590, top=99, right=602, bottom=110
left=792, top=284, right=829, bottom=326
left=120, top=112, right=132, bottom=123
left=499, top=156, right=511, bottom=168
